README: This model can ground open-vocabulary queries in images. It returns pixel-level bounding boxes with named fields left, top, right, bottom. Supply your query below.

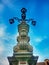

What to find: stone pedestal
left=8, top=52, right=38, bottom=65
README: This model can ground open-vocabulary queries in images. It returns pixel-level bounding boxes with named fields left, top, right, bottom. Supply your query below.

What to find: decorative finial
left=21, top=8, right=27, bottom=20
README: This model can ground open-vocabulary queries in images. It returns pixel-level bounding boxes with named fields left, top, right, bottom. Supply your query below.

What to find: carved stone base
left=7, top=52, right=38, bottom=65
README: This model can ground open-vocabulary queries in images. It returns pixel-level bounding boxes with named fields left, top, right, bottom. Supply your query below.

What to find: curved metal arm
left=9, top=8, right=36, bottom=26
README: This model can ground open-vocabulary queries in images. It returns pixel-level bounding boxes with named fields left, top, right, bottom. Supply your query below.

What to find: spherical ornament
left=21, top=8, right=27, bottom=13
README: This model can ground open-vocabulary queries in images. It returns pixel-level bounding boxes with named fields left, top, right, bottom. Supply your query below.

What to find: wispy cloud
left=0, top=24, right=16, bottom=65
left=0, top=24, right=7, bottom=55
left=0, top=24, right=7, bottom=37
left=2, top=0, right=16, bottom=10
left=0, top=57, right=9, bottom=65
left=34, top=37, right=43, bottom=43
left=32, top=36, right=48, bottom=46
left=33, top=46, right=45, bottom=62
left=0, top=41, right=4, bottom=55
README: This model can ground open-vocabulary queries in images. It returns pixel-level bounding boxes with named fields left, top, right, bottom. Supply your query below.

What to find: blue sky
left=0, top=0, right=49, bottom=65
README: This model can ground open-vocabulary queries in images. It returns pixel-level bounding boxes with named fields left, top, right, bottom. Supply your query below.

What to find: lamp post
left=8, top=8, right=38, bottom=65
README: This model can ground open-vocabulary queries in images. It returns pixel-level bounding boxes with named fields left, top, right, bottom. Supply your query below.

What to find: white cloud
left=0, top=24, right=17, bottom=56
left=0, top=24, right=7, bottom=37
left=0, top=23, right=18, bottom=65
left=32, top=35, right=48, bottom=62
left=34, top=38, right=43, bottom=43
left=16, top=33, right=19, bottom=36
left=0, top=27, right=5, bottom=37
left=0, top=41, right=4, bottom=55
left=0, top=24, right=7, bottom=55
left=33, top=36, right=47, bottom=44
left=0, top=57, right=9, bottom=65
left=33, top=47, right=45, bottom=62
left=0, top=24, right=14, bottom=65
